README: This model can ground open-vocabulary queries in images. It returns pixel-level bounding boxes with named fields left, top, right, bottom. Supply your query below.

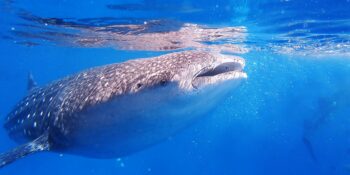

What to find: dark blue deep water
left=1, top=0, right=350, bottom=174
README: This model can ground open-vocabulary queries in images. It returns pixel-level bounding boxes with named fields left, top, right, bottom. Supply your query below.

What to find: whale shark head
left=146, top=50, right=247, bottom=92
left=98, top=50, right=248, bottom=97
left=188, top=53, right=246, bottom=90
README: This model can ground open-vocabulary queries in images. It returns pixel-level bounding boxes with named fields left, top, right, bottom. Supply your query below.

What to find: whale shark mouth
left=192, top=56, right=247, bottom=88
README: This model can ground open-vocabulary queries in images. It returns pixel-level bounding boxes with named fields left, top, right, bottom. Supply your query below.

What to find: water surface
left=1, top=0, right=350, bottom=175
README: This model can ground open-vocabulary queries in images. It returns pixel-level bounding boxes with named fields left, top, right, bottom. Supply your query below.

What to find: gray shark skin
left=0, top=50, right=247, bottom=168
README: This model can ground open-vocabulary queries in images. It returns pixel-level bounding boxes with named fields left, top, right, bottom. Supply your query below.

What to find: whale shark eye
left=137, top=83, right=143, bottom=88
left=160, top=80, right=168, bottom=86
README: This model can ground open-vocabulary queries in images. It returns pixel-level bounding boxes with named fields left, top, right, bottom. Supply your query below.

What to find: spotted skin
left=2, top=50, right=246, bottom=167
left=5, top=51, right=215, bottom=143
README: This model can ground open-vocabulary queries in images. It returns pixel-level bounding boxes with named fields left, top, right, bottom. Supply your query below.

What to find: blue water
left=1, top=0, right=350, bottom=174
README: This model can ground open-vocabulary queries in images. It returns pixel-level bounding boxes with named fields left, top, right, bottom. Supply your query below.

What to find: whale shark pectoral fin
left=0, top=132, right=50, bottom=168
left=27, top=72, right=38, bottom=91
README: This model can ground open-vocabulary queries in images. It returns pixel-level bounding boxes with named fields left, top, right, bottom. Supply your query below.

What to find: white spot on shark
left=54, top=117, right=59, bottom=124
left=37, top=145, right=44, bottom=151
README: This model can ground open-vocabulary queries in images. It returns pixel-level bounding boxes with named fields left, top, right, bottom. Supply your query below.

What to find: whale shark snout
left=192, top=54, right=246, bottom=89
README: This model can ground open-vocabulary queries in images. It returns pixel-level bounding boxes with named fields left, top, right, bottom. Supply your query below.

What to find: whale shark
left=0, top=50, right=247, bottom=168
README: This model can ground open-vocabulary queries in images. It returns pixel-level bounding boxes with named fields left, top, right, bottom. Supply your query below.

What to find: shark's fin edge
left=0, top=132, right=50, bottom=168
left=27, top=72, right=38, bottom=91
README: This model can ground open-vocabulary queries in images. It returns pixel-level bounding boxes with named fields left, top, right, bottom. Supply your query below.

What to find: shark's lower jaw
left=191, top=56, right=247, bottom=89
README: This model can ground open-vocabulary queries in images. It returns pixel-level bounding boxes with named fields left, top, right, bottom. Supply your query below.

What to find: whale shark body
left=0, top=50, right=246, bottom=168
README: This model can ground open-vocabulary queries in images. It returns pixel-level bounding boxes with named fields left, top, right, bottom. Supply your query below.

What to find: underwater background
left=1, top=0, right=350, bottom=174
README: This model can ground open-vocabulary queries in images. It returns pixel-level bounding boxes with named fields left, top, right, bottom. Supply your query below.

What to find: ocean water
left=1, top=0, right=350, bottom=175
